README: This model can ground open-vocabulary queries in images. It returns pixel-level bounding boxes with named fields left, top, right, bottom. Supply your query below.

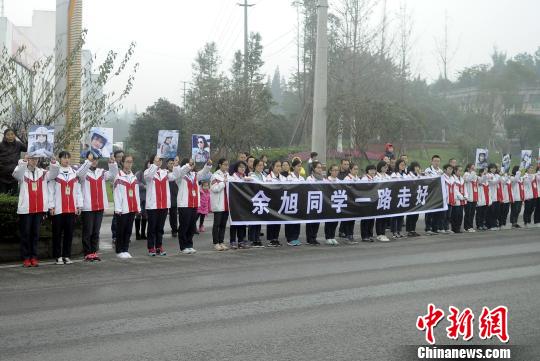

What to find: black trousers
left=197, top=214, right=206, bottom=227
left=178, top=207, right=198, bottom=250
left=510, top=201, right=522, bottom=225
left=20, top=213, right=43, bottom=260
left=169, top=206, right=178, bottom=234
left=487, top=201, right=500, bottom=229
left=450, top=205, right=463, bottom=233
left=535, top=198, right=540, bottom=224
left=405, top=214, right=418, bottom=232
left=248, top=224, right=261, bottom=243
left=212, top=211, right=228, bottom=244
left=464, top=202, right=476, bottom=230
left=81, top=210, right=103, bottom=255
left=52, top=213, right=75, bottom=258
left=444, top=207, right=452, bottom=231
left=523, top=199, right=536, bottom=224
left=341, top=220, right=355, bottom=237
left=376, top=218, right=387, bottom=236
left=338, top=221, right=345, bottom=235
left=425, top=212, right=442, bottom=232
left=267, top=224, right=281, bottom=241
left=390, top=216, right=404, bottom=233
left=499, top=202, right=510, bottom=227
left=230, top=225, right=246, bottom=243
left=360, top=219, right=374, bottom=239
left=305, top=223, right=320, bottom=242
left=111, top=213, right=117, bottom=240
left=116, top=212, right=135, bottom=253
left=476, top=206, right=487, bottom=229
left=147, top=208, right=168, bottom=250
left=324, top=222, right=338, bottom=239
left=285, top=224, right=301, bottom=241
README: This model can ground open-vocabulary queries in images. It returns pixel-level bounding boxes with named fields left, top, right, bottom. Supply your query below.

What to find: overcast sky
left=6, top=0, right=540, bottom=111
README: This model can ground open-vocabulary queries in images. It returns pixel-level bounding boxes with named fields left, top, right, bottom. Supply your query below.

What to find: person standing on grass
left=113, top=154, right=140, bottom=259
left=13, top=154, right=59, bottom=267
left=76, top=151, right=118, bottom=261
left=48, top=151, right=83, bottom=265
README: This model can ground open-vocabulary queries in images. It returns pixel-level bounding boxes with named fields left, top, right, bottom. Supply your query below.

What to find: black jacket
left=0, top=139, right=26, bottom=184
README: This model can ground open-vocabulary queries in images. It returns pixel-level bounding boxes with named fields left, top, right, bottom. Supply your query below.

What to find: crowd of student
left=4, top=127, right=540, bottom=268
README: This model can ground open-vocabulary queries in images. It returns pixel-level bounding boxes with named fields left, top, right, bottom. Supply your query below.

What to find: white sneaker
left=116, top=253, right=125, bottom=259
left=489, top=228, right=498, bottom=231
left=467, top=228, right=476, bottom=233
left=63, top=257, right=73, bottom=265
left=181, top=249, right=192, bottom=254
left=55, top=257, right=64, bottom=265
left=188, top=248, right=197, bottom=254
left=325, top=239, right=334, bottom=245
left=447, top=230, right=454, bottom=234
left=123, top=252, right=132, bottom=258
left=332, top=239, right=339, bottom=245
left=377, top=235, right=390, bottom=242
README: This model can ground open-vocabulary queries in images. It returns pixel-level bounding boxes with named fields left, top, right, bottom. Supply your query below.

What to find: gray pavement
left=0, top=218, right=539, bottom=361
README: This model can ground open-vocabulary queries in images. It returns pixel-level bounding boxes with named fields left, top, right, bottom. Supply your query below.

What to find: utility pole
left=180, top=81, right=190, bottom=111
left=238, top=0, right=254, bottom=88
left=1, top=0, right=4, bottom=17
left=311, top=0, right=328, bottom=164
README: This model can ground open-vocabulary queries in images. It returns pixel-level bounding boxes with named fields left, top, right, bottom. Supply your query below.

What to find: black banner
left=227, top=177, right=447, bottom=225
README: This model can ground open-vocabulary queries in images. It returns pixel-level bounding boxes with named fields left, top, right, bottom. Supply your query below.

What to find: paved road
left=0, top=219, right=539, bottom=361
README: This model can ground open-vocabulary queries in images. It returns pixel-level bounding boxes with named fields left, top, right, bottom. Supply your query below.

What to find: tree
left=127, top=98, right=184, bottom=167
left=0, top=30, right=138, bottom=149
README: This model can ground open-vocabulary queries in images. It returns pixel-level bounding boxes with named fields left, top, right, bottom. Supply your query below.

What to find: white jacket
left=463, top=171, right=479, bottom=203
left=510, top=173, right=525, bottom=202
left=523, top=173, right=539, bottom=200
left=452, top=175, right=467, bottom=206
left=288, top=172, right=305, bottom=182
left=499, top=175, right=511, bottom=204
left=76, top=160, right=118, bottom=212
left=425, top=166, right=443, bottom=176
left=210, top=169, right=229, bottom=213
left=48, top=166, right=83, bottom=214
left=477, top=178, right=492, bottom=207
left=144, top=164, right=176, bottom=210
left=266, top=172, right=286, bottom=182
left=486, top=173, right=500, bottom=202
left=12, top=160, right=59, bottom=214
left=113, top=170, right=141, bottom=214
left=174, top=164, right=212, bottom=208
